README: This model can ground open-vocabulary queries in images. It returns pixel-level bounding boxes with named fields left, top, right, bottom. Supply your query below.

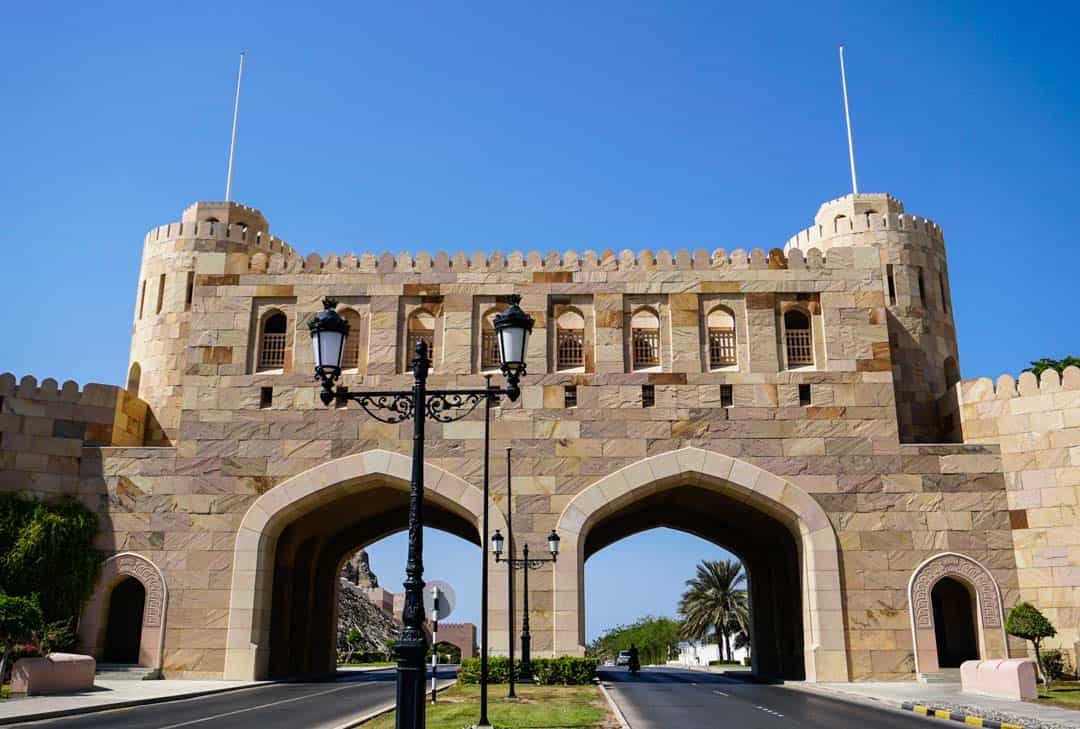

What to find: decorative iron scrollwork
left=353, top=393, right=415, bottom=424
left=426, top=392, right=486, bottom=422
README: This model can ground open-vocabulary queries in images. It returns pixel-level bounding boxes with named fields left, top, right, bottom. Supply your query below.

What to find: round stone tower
left=787, top=193, right=960, bottom=442
left=129, top=201, right=273, bottom=444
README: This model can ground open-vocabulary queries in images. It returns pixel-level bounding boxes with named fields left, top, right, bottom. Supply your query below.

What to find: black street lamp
left=492, top=512, right=559, bottom=684
left=310, top=294, right=534, bottom=729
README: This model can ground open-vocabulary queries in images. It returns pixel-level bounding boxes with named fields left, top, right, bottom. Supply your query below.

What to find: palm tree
left=678, top=559, right=749, bottom=662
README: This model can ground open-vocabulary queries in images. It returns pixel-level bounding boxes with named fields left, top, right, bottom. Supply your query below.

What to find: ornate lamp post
left=310, top=294, right=534, bottom=729
left=492, top=526, right=559, bottom=683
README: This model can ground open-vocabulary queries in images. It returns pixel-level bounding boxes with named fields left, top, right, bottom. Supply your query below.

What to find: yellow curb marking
left=963, top=717, right=983, bottom=727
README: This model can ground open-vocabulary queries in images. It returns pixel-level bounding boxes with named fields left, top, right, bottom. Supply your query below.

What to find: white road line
left=753, top=704, right=784, bottom=718
left=712, top=689, right=730, bottom=696
left=155, top=683, right=362, bottom=729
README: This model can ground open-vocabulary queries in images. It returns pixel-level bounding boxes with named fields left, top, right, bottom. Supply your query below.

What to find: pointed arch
left=907, top=552, right=1008, bottom=677
left=223, top=450, right=506, bottom=680
left=554, top=447, right=847, bottom=681
left=78, top=552, right=168, bottom=674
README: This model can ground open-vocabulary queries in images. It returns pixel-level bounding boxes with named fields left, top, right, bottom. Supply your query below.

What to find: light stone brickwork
left=0, top=192, right=1070, bottom=681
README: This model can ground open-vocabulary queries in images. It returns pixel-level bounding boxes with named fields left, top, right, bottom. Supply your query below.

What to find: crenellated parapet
left=0, top=372, right=124, bottom=407
left=784, top=209, right=943, bottom=253
left=958, top=366, right=1080, bottom=402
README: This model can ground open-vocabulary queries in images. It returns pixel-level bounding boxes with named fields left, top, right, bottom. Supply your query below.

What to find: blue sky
left=2, top=2, right=1076, bottom=638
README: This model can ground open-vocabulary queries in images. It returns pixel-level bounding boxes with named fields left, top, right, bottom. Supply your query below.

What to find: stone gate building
left=1, top=192, right=1077, bottom=682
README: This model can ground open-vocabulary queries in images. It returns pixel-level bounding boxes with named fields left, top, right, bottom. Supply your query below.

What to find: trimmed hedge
left=458, top=656, right=597, bottom=685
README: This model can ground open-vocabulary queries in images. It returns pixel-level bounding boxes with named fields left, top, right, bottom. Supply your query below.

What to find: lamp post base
left=393, top=638, right=427, bottom=729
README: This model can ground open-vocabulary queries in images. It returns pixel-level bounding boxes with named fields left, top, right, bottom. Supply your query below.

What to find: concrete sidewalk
left=0, top=666, right=389, bottom=725
left=787, top=680, right=1080, bottom=729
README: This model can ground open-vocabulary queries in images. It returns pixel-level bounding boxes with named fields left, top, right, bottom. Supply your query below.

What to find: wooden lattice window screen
left=708, top=328, right=736, bottom=368
left=632, top=329, right=660, bottom=369
left=557, top=329, right=584, bottom=369
left=259, top=333, right=286, bottom=370
left=481, top=331, right=500, bottom=370
left=785, top=329, right=813, bottom=366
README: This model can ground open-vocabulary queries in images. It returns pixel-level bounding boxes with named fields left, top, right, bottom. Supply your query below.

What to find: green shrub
left=458, top=656, right=597, bottom=685
left=458, top=656, right=519, bottom=684
left=531, top=657, right=597, bottom=685
left=742, top=656, right=752, bottom=667
left=1042, top=649, right=1066, bottom=681
left=708, top=659, right=741, bottom=666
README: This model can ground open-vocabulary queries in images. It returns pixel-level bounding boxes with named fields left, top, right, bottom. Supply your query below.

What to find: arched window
left=630, top=307, right=660, bottom=370
left=258, top=311, right=288, bottom=371
left=340, top=309, right=363, bottom=371
left=706, top=306, right=737, bottom=369
left=833, top=214, right=848, bottom=233
left=126, top=362, right=141, bottom=397
left=406, top=309, right=436, bottom=366
left=480, top=307, right=503, bottom=371
left=864, top=209, right=878, bottom=227
left=783, top=309, right=813, bottom=367
left=556, top=309, right=585, bottom=371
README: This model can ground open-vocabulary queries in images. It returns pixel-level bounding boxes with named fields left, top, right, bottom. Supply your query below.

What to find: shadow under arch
left=555, top=447, right=848, bottom=682
left=223, top=450, right=507, bottom=680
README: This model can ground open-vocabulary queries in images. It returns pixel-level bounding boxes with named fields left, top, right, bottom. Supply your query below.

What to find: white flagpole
left=225, top=52, right=245, bottom=202
left=839, top=45, right=859, bottom=195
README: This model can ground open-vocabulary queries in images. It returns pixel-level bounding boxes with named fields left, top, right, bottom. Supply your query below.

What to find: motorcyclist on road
left=628, top=644, right=641, bottom=674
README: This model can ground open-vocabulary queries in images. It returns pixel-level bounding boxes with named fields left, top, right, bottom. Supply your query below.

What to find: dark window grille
left=641, top=384, right=655, bottom=408
left=481, top=331, right=500, bottom=370
left=632, top=329, right=660, bottom=369
left=259, top=333, right=286, bottom=369
left=557, top=329, right=584, bottom=369
left=341, top=337, right=359, bottom=370
left=564, top=385, right=577, bottom=408
left=785, top=329, right=813, bottom=366
left=708, top=328, right=737, bottom=368
left=720, top=384, right=733, bottom=408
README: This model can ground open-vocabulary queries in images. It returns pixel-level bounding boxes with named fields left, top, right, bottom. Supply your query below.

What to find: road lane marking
left=712, top=689, right=730, bottom=696
left=156, top=683, right=365, bottom=728
left=754, top=704, right=784, bottom=718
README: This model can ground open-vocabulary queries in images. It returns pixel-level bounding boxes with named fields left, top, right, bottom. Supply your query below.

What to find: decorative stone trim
left=78, top=552, right=168, bottom=673
left=907, top=552, right=1008, bottom=676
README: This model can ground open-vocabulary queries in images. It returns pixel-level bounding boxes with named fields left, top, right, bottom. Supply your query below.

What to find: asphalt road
left=599, top=666, right=934, bottom=728
left=10, top=667, right=458, bottom=729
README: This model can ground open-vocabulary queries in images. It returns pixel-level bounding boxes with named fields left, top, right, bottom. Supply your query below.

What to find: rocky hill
left=337, top=550, right=400, bottom=658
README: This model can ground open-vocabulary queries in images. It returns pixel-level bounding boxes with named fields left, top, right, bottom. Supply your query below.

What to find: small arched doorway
left=103, top=577, right=145, bottom=663
left=931, top=577, right=978, bottom=668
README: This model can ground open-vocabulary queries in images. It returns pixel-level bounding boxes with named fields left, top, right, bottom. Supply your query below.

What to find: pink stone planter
left=960, top=658, right=1037, bottom=701
left=10, top=653, right=96, bottom=696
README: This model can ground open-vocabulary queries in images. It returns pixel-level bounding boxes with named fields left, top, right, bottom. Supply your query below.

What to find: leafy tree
left=1025, top=356, right=1080, bottom=377
left=678, top=559, right=749, bottom=662
left=0, top=493, right=103, bottom=624
left=589, top=616, right=681, bottom=667
left=341, top=627, right=363, bottom=664
left=1005, top=602, right=1056, bottom=691
left=0, top=594, right=43, bottom=684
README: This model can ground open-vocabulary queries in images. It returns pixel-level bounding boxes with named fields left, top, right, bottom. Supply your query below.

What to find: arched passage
left=223, top=450, right=506, bottom=680
left=908, top=552, right=1007, bottom=677
left=78, top=552, right=168, bottom=674
left=555, top=447, right=847, bottom=682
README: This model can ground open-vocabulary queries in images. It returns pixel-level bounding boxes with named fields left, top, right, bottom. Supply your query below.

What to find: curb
left=597, top=681, right=631, bottom=729
left=326, top=677, right=458, bottom=729
left=901, top=702, right=1025, bottom=729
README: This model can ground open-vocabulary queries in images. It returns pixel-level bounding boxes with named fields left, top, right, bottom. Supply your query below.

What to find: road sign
left=424, top=580, right=455, bottom=620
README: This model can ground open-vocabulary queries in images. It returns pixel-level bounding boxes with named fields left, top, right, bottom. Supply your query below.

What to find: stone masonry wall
left=957, top=366, right=1080, bottom=668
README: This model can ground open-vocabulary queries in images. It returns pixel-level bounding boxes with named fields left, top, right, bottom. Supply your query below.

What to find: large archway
left=555, top=448, right=848, bottom=682
left=223, top=450, right=506, bottom=680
